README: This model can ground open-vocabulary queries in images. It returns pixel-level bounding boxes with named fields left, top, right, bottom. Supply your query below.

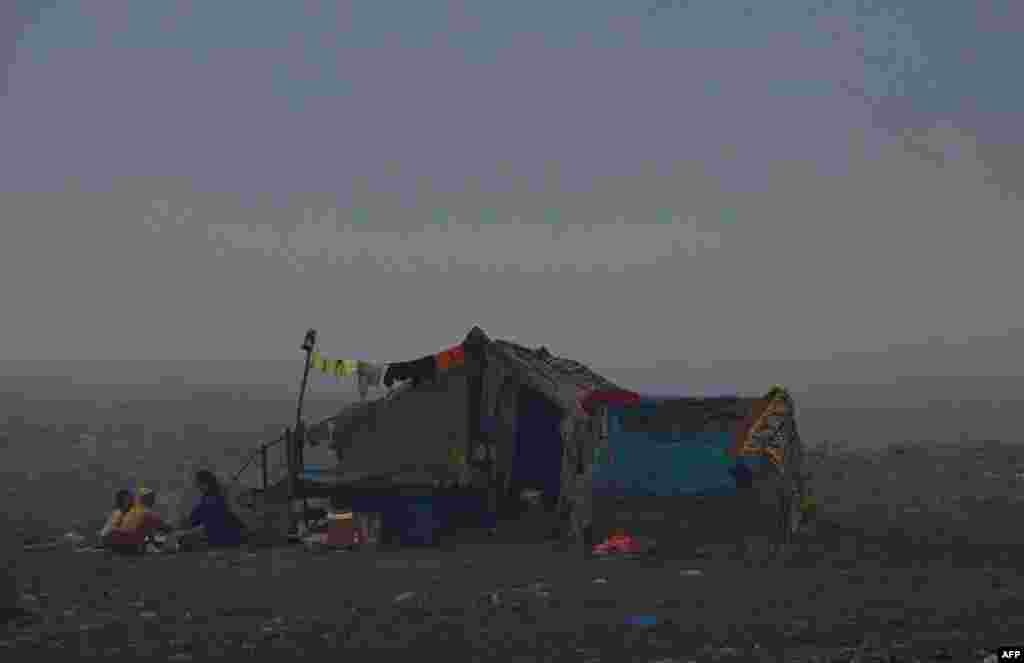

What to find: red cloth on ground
left=592, top=534, right=642, bottom=555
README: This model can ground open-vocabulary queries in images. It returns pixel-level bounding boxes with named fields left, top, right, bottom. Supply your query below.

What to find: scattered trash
left=22, top=540, right=64, bottom=553
left=625, top=615, right=658, bottom=628
left=63, top=532, right=85, bottom=545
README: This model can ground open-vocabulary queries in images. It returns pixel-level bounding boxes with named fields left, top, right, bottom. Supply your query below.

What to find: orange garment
left=436, top=344, right=466, bottom=371
left=118, top=501, right=147, bottom=531
left=107, top=510, right=166, bottom=547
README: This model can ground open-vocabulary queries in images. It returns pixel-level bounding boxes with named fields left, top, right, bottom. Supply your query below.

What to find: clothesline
left=308, top=342, right=467, bottom=399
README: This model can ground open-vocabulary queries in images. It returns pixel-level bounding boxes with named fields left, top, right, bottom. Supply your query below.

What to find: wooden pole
left=289, top=328, right=317, bottom=535
left=285, top=428, right=297, bottom=535
left=297, top=420, right=310, bottom=530
left=260, top=443, right=268, bottom=493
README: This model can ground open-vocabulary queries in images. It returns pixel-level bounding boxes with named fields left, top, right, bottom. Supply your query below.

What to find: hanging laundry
left=333, top=359, right=358, bottom=378
left=383, top=355, right=437, bottom=388
left=313, top=352, right=358, bottom=379
left=356, top=361, right=385, bottom=400
left=436, top=344, right=466, bottom=371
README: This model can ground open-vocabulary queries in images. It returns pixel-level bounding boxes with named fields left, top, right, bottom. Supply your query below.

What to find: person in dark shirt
left=172, top=470, right=245, bottom=551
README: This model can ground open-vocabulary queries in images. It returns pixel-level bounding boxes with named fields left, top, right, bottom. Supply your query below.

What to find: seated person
left=107, top=487, right=173, bottom=553
left=98, top=489, right=135, bottom=545
left=171, top=470, right=246, bottom=551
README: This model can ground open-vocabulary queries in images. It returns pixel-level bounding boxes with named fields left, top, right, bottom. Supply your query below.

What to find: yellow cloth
left=448, top=447, right=465, bottom=467
left=312, top=352, right=357, bottom=378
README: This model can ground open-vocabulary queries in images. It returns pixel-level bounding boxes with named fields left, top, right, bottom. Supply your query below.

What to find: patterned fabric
left=736, top=387, right=794, bottom=468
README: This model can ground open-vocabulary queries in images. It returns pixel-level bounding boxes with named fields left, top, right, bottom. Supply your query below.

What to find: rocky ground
left=5, top=440, right=1024, bottom=661
left=4, top=526, right=1021, bottom=660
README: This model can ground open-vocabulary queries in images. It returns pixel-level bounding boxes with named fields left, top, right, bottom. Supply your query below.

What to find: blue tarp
left=592, top=403, right=744, bottom=497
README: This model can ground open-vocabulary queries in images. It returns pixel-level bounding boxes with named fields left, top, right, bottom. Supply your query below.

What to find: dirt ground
left=5, top=441, right=1024, bottom=661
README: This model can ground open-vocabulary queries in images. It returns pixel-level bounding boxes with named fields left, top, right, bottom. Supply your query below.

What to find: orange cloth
left=118, top=502, right=147, bottom=531
left=436, top=344, right=466, bottom=371
left=107, top=510, right=165, bottom=546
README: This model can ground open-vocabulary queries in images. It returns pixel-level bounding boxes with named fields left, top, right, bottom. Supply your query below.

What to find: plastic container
left=326, top=511, right=358, bottom=547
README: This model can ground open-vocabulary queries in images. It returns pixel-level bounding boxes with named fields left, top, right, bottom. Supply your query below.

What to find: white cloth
left=356, top=361, right=385, bottom=401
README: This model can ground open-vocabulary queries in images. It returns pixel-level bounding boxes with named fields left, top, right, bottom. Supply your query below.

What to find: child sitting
left=98, top=489, right=135, bottom=546
left=107, top=488, right=173, bottom=554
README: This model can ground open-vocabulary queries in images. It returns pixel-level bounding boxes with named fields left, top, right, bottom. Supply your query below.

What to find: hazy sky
left=2, top=0, right=1022, bottom=370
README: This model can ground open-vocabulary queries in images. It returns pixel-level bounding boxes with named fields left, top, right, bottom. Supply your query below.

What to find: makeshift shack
left=321, top=327, right=633, bottom=546
left=313, top=327, right=805, bottom=551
